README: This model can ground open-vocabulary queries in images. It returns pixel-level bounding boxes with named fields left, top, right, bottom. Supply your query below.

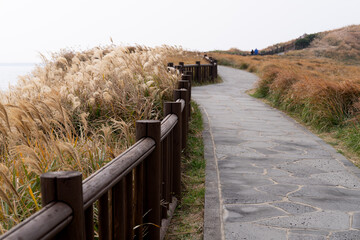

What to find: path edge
left=200, top=106, right=223, bottom=240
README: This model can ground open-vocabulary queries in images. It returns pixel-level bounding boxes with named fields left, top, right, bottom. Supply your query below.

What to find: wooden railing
left=1, top=59, right=217, bottom=240
left=167, top=55, right=218, bottom=84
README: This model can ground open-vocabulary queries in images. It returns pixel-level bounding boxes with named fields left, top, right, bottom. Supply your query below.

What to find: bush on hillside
left=295, top=34, right=317, bottom=50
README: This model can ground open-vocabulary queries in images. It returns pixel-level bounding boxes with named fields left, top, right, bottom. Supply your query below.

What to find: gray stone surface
left=352, top=212, right=360, bottom=229
left=255, top=211, right=350, bottom=230
left=272, top=201, right=317, bottom=214
left=329, top=230, right=360, bottom=240
left=194, top=66, right=360, bottom=239
left=225, top=222, right=287, bottom=240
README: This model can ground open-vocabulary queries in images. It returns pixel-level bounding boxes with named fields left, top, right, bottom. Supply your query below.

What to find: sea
left=0, top=63, right=37, bottom=91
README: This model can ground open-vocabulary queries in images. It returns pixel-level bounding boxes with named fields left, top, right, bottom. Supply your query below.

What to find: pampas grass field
left=0, top=45, right=202, bottom=232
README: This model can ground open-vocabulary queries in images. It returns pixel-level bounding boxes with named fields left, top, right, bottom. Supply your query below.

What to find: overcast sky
left=0, top=0, right=359, bottom=63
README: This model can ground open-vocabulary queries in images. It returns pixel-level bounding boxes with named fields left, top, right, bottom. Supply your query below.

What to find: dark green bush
left=239, top=63, right=249, bottom=69
left=295, top=34, right=317, bottom=50
left=218, top=58, right=235, bottom=66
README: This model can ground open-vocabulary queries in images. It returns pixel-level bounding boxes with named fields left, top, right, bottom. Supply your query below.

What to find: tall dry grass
left=0, top=45, right=201, bottom=232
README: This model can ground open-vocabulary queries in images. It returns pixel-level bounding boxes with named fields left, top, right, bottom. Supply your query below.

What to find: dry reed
left=0, top=45, right=202, bottom=232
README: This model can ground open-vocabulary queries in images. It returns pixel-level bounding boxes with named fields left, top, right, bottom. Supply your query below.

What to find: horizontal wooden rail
left=82, top=137, right=156, bottom=209
left=161, top=114, right=178, bottom=141
left=1, top=202, right=72, bottom=240
left=176, top=98, right=185, bottom=111
left=1, top=57, right=217, bottom=240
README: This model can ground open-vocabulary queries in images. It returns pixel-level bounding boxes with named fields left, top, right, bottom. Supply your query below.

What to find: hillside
left=262, top=25, right=360, bottom=63
left=306, top=25, right=360, bottom=63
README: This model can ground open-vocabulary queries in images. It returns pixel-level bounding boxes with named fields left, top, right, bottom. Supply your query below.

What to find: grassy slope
left=300, top=25, right=360, bottom=64
left=267, top=25, right=360, bottom=64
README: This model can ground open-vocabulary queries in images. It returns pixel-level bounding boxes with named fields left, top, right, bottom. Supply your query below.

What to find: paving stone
left=298, top=158, right=346, bottom=172
left=265, top=168, right=292, bottom=177
left=269, top=175, right=340, bottom=187
left=225, top=222, right=287, bottom=240
left=288, top=233, right=327, bottom=240
left=256, top=184, right=299, bottom=196
left=329, top=230, right=360, bottom=240
left=220, top=172, right=274, bottom=187
left=290, top=185, right=360, bottom=199
left=273, top=139, right=320, bottom=150
left=237, top=156, right=288, bottom=166
left=249, top=147, right=280, bottom=156
left=352, top=212, right=360, bottom=229
left=218, top=159, right=265, bottom=174
left=271, top=145, right=306, bottom=155
left=216, top=144, right=262, bottom=157
left=271, top=202, right=317, bottom=214
left=288, top=186, right=360, bottom=211
left=223, top=204, right=287, bottom=223
left=302, top=149, right=334, bottom=158
left=255, top=211, right=350, bottom=230
left=277, top=161, right=326, bottom=177
left=290, top=229, right=329, bottom=236
left=240, top=141, right=277, bottom=149
left=221, top=185, right=282, bottom=204
left=311, top=171, right=360, bottom=188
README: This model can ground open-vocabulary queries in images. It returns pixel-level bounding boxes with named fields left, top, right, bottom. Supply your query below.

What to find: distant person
left=251, top=49, right=254, bottom=55
left=254, top=48, right=258, bottom=55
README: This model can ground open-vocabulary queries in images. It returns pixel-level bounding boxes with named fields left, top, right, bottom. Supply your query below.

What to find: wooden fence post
left=136, top=120, right=161, bottom=240
left=178, top=79, right=191, bottom=119
left=214, top=60, right=218, bottom=78
left=179, top=62, right=184, bottom=74
left=211, top=63, right=215, bottom=82
left=174, top=89, right=188, bottom=150
left=184, top=70, right=193, bottom=89
left=183, top=71, right=193, bottom=112
left=182, top=74, right=192, bottom=99
left=196, top=61, right=201, bottom=83
left=164, top=102, right=182, bottom=200
left=134, top=131, right=145, bottom=240
left=41, top=171, right=85, bottom=240
left=98, top=192, right=110, bottom=240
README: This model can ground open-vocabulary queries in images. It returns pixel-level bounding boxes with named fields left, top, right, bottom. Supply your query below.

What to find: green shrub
left=218, top=58, right=235, bottom=66
left=295, top=34, right=317, bottom=50
left=239, top=63, right=249, bottom=69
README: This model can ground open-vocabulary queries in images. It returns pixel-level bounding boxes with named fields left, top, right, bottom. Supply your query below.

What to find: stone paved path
left=192, top=66, right=360, bottom=240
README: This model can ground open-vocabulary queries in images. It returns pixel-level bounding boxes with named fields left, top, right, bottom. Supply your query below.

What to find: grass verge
left=165, top=101, right=205, bottom=240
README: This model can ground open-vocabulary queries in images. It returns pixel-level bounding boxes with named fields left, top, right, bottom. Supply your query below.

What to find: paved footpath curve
left=192, top=66, right=360, bottom=240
